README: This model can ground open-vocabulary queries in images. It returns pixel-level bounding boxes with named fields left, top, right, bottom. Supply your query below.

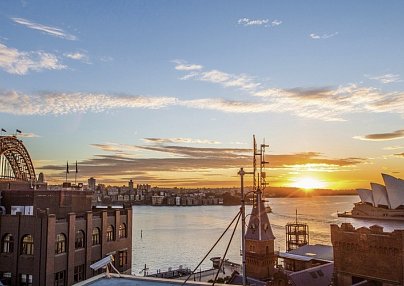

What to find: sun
left=292, top=177, right=326, bottom=190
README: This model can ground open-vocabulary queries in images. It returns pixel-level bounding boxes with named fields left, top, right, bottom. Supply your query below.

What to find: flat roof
left=285, top=244, right=334, bottom=262
left=74, top=274, right=231, bottom=286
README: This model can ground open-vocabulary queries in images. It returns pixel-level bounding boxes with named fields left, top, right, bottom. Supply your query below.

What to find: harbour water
left=131, top=195, right=403, bottom=275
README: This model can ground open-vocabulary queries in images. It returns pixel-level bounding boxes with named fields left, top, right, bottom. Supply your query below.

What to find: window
left=20, top=274, right=33, bottom=286
left=54, top=270, right=66, bottom=286
left=73, top=265, right=85, bottom=283
left=21, top=235, right=34, bottom=255
left=75, top=230, right=85, bottom=249
left=55, top=234, right=66, bottom=254
left=118, top=223, right=127, bottom=238
left=106, top=225, right=114, bottom=242
left=2, top=233, right=14, bottom=253
left=92, top=228, right=100, bottom=245
left=118, top=251, right=127, bottom=267
left=0, top=272, right=12, bottom=285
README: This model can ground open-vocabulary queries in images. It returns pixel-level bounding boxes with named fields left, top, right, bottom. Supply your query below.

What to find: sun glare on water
left=292, top=177, right=326, bottom=190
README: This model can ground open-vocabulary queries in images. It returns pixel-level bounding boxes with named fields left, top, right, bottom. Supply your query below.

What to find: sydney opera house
left=338, top=174, right=404, bottom=221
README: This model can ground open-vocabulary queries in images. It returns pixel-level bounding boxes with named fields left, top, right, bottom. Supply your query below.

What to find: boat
left=337, top=173, right=404, bottom=221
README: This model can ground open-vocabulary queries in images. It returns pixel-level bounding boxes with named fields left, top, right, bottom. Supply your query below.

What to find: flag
left=66, top=161, right=69, bottom=174
left=16, top=129, right=22, bottom=133
left=75, top=161, right=78, bottom=173
left=1, top=128, right=6, bottom=132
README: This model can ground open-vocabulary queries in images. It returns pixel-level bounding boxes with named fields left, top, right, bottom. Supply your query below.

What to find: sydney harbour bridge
left=0, top=135, right=36, bottom=182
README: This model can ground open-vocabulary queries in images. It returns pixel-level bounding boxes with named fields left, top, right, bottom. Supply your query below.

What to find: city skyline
left=0, top=1, right=403, bottom=189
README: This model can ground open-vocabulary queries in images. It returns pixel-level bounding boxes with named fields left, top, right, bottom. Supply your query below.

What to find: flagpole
left=75, top=161, right=78, bottom=185
left=66, top=161, right=69, bottom=183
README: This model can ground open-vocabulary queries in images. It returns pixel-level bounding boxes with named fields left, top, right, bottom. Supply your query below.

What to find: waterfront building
left=331, top=223, right=404, bottom=285
left=338, top=174, right=404, bottom=221
left=0, top=136, right=132, bottom=285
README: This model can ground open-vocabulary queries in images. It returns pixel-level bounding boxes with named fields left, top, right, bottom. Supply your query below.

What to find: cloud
left=90, top=143, right=140, bottom=154
left=237, top=18, right=282, bottom=27
left=367, top=74, right=401, bottom=84
left=172, top=59, right=203, bottom=71
left=254, top=85, right=404, bottom=121
left=383, top=146, right=404, bottom=150
left=11, top=17, right=77, bottom=40
left=176, top=64, right=261, bottom=91
left=238, top=18, right=269, bottom=26
left=353, top=129, right=404, bottom=141
left=271, top=20, right=282, bottom=26
left=180, top=98, right=276, bottom=113
left=174, top=62, right=404, bottom=121
left=64, top=52, right=90, bottom=63
left=310, top=32, right=338, bottom=40
left=38, top=143, right=364, bottom=185
left=394, top=153, right=404, bottom=158
left=144, top=138, right=221, bottom=145
left=0, top=90, right=177, bottom=115
left=2, top=80, right=404, bottom=121
left=17, top=132, right=41, bottom=138
left=0, top=43, right=66, bottom=75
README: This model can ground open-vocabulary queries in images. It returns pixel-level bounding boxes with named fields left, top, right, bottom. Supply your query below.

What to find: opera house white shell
left=357, top=174, right=403, bottom=210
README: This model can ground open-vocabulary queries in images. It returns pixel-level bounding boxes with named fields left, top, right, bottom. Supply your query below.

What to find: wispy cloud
left=172, top=60, right=203, bottom=71
left=309, top=32, right=338, bottom=40
left=383, top=146, right=404, bottom=150
left=12, top=17, right=77, bottom=40
left=64, top=52, right=90, bottom=63
left=238, top=18, right=269, bottom=26
left=2, top=81, right=404, bottom=121
left=353, top=129, right=404, bottom=141
left=144, top=138, right=221, bottom=145
left=91, top=143, right=139, bottom=153
left=271, top=20, right=282, bottom=26
left=180, top=98, right=276, bottom=113
left=39, top=143, right=364, bottom=185
left=0, top=43, right=66, bottom=75
left=0, top=90, right=176, bottom=115
left=17, top=132, right=41, bottom=138
left=367, top=74, right=401, bottom=84
left=175, top=63, right=261, bottom=91
left=394, top=152, right=404, bottom=158
left=175, top=61, right=404, bottom=121
left=237, top=18, right=282, bottom=28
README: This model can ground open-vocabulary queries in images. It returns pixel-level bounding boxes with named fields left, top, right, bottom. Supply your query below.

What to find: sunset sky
left=0, top=1, right=403, bottom=189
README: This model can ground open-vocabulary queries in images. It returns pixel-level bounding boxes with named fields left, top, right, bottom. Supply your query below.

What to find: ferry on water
left=338, top=173, right=404, bottom=221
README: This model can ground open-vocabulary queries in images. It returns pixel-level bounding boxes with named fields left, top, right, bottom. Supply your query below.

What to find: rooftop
left=74, top=274, right=232, bottom=286
left=279, top=244, right=333, bottom=262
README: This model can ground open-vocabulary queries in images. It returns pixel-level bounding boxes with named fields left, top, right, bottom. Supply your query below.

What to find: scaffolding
left=285, top=210, right=309, bottom=252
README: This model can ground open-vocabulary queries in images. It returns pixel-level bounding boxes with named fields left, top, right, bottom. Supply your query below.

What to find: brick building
left=331, top=223, right=404, bottom=286
left=0, top=187, right=132, bottom=286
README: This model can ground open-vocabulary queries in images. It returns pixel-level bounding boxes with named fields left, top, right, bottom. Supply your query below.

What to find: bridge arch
left=0, top=136, right=36, bottom=182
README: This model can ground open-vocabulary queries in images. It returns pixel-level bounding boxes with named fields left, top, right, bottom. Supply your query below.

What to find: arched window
left=2, top=233, right=14, bottom=253
left=92, top=228, right=101, bottom=245
left=21, top=234, right=34, bottom=255
left=106, top=225, right=114, bottom=242
left=55, top=233, right=66, bottom=254
left=75, top=230, right=85, bottom=249
left=118, top=223, right=127, bottom=238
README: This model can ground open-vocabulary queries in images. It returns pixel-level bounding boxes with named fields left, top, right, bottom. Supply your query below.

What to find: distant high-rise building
left=129, top=179, right=134, bottom=193
left=37, top=172, right=45, bottom=183
left=88, top=177, right=96, bottom=191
